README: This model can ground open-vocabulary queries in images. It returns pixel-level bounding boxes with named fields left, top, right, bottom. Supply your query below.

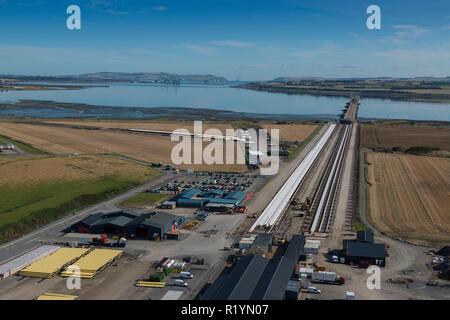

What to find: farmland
left=236, top=79, right=450, bottom=102
left=0, top=155, right=160, bottom=243
left=361, top=123, right=450, bottom=153
left=260, top=123, right=318, bottom=142
left=0, top=120, right=319, bottom=172
left=365, top=151, right=450, bottom=244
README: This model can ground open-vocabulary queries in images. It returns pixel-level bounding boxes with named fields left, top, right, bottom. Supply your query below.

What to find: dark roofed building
left=201, top=234, right=306, bottom=301
left=285, top=280, right=301, bottom=300
left=68, top=210, right=183, bottom=240
left=356, top=230, right=374, bottom=243
left=71, top=212, right=105, bottom=233
left=435, top=246, right=450, bottom=258
left=250, top=256, right=298, bottom=300
left=284, top=234, right=307, bottom=262
left=210, top=255, right=269, bottom=300
left=141, top=212, right=184, bottom=239
left=248, top=234, right=273, bottom=255
left=345, top=241, right=386, bottom=266
left=342, top=230, right=386, bottom=267
left=200, top=274, right=228, bottom=300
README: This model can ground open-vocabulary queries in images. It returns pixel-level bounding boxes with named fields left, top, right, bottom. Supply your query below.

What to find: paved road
left=0, top=172, right=174, bottom=263
left=0, top=138, right=32, bottom=156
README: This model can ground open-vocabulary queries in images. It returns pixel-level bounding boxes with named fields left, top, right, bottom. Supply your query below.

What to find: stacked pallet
left=61, top=249, right=123, bottom=279
left=0, top=245, right=60, bottom=279
left=136, top=281, right=166, bottom=288
left=36, top=293, right=78, bottom=300
left=19, top=248, right=89, bottom=278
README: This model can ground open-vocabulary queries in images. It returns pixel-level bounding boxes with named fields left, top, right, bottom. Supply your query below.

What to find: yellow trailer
left=36, top=293, right=78, bottom=300
left=136, top=281, right=166, bottom=288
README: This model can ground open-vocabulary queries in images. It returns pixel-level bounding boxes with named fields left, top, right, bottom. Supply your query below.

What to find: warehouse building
left=139, top=212, right=183, bottom=239
left=343, top=230, right=386, bottom=267
left=201, top=234, right=306, bottom=300
left=173, top=188, right=247, bottom=210
left=202, top=255, right=269, bottom=300
left=69, top=211, right=183, bottom=240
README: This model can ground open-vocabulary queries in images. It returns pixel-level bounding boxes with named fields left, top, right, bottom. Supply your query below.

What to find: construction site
left=0, top=97, right=448, bottom=301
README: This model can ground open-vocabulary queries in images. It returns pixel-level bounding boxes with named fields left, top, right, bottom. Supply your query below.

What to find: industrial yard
left=0, top=98, right=448, bottom=301
left=1, top=0, right=449, bottom=309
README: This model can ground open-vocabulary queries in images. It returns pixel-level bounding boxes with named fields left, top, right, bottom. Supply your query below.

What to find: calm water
left=0, top=82, right=449, bottom=121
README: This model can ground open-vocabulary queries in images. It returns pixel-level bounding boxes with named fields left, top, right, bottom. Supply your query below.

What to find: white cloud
left=383, top=25, right=429, bottom=44
left=104, top=8, right=131, bottom=15
left=182, top=44, right=216, bottom=55
left=375, top=48, right=450, bottom=61
left=393, top=25, right=429, bottom=37
left=211, top=40, right=253, bottom=48
left=151, top=6, right=167, bottom=11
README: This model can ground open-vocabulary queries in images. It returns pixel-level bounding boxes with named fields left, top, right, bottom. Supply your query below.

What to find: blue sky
left=0, top=0, right=449, bottom=80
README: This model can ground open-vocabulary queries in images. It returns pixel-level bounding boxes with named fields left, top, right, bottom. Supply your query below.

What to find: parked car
left=307, top=287, right=321, bottom=294
left=180, top=271, right=193, bottom=279
left=174, top=279, right=188, bottom=287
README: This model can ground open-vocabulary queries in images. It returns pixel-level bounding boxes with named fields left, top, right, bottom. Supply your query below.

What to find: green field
left=0, top=156, right=160, bottom=243
left=119, top=193, right=167, bottom=208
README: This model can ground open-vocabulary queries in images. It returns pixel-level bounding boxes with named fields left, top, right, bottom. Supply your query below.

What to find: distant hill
left=271, top=76, right=450, bottom=82
left=272, top=77, right=325, bottom=82
left=75, top=72, right=228, bottom=82
left=0, top=72, right=228, bottom=83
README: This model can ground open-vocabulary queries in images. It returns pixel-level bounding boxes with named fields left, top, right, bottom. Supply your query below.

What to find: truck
left=313, top=271, right=345, bottom=285
left=91, top=235, right=127, bottom=247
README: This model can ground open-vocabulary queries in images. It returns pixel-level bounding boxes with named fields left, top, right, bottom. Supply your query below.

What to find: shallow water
left=0, top=82, right=448, bottom=121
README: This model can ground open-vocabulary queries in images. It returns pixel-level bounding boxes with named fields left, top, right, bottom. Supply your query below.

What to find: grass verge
left=119, top=193, right=167, bottom=208
left=287, top=123, right=324, bottom=162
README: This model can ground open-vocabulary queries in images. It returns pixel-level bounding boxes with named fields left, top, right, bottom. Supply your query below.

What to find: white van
left=180, top=271, right=193, bottom=279
left=307, top=287, right=321, bottom=294
left=174, top=279, right=188, bottom=287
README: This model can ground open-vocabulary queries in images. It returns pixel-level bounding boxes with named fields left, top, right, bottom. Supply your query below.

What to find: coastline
left=234, top=83, right=450, bottom=103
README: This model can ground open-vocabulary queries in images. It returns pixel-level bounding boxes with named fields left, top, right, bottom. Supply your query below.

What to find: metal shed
left=141, top=212, right=184, bottom=239
left=345, top=241, right=386, bottom=266
left=248, top=234, right=274, bottom=255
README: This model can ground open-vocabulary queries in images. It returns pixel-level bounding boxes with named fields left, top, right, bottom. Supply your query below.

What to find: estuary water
left=0, top=82, right=448, bottom=121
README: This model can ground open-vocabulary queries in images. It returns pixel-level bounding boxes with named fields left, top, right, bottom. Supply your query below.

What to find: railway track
left=249, top=124, right=336, bottom=233
left=309, top=124, right=352, bottom=233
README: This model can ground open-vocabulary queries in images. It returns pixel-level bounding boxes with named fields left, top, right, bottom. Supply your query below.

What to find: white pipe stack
left=249, top=124, right=336, bottom=232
